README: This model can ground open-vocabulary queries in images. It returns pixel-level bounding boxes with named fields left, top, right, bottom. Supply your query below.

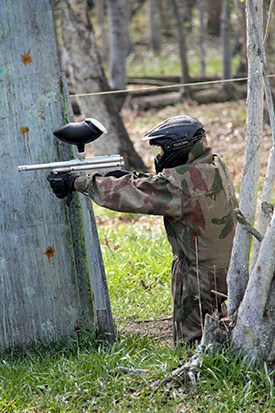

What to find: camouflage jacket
left=75, top=138, right=237, bottom=272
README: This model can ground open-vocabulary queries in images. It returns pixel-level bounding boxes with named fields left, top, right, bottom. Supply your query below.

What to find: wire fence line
left=69, top=73, right=275, bottom=98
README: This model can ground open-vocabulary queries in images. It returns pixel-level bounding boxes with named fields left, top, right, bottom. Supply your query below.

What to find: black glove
left=47, top=172, right=78, bottom=206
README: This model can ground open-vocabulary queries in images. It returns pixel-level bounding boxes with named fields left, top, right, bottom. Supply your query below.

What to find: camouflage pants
left=171, top=255, right=227, bottom=344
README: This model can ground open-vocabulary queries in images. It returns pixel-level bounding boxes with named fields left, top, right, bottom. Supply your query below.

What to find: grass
left=97, top=208, right=172, bottom=321
left=0, top=332, right=273, bottom=412
left=0, top=332, right=181, bottom=412
left=0, top=206, right=273, bottom=412
left=127, top=46, right=241, bottom=79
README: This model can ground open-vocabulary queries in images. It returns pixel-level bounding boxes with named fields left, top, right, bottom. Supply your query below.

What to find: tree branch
left=248, top=0, right=275, bottom=268
left=263, top=0, right=275, bottom=47
left=235, top=208, right=264, bottom=242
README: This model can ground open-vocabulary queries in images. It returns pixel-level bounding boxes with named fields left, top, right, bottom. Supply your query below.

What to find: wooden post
left=0, top=0, right=114, bottom=349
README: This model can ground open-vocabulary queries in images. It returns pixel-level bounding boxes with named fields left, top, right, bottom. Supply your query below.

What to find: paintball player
left=47, top=115, right=237, bottom=345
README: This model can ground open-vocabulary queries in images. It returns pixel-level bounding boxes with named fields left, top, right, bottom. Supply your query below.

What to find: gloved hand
left=47, top=172, right=78, bottom=206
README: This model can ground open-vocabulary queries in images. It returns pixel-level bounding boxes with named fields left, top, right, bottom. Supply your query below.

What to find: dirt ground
left=117, top=99, right=273, bottom=343
left=116, top=317, right=174, bottom=345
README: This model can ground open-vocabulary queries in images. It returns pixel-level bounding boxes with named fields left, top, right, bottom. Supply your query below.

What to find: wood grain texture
left=0, top=0, right=114, bottom=348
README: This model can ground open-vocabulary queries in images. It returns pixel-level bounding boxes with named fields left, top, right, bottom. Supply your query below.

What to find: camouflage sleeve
left=74, top=171, right=181, bottom=216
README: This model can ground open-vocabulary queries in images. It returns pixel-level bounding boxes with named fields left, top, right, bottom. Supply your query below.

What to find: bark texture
left=171, top=0, right=191, bottom=97
left=107, top=0, right=129, bottom=110
left=221, top=0, right=235, bottom=98
left=197, top=0, right=206, bottom=77
left=0, top=0, right=109, bottom=349
left=249, top=0, right=275, bottom=269
left=232, top=209, right=275, bottom=363
left=225, top=0, right=274, bottom=366
left=227, top=0, right=264, bottom=316
left=207, top=0, right=222, bottom=36
left=149, top=0, right=161, bottom=53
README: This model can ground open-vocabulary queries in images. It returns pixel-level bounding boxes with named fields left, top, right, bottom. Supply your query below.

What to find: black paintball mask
left=142, top=116, right=206, bottom=173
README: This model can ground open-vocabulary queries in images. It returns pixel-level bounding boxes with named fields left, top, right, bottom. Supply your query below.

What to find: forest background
left=1, top=1, right=274, bottom=412
left=58, top=0, right=274, bottom=178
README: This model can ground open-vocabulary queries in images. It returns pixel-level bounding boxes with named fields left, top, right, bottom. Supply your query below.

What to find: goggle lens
left=150, top=145, right=164, bottom=157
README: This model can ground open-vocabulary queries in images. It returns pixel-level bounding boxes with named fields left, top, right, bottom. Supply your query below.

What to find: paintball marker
left=18, top=118, right=125, bottom=174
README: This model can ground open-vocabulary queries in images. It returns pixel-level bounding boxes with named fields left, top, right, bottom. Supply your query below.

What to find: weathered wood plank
left=0, top=0, right=114, bottom=349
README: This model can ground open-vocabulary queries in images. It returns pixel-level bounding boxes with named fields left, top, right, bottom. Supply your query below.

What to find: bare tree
left=227, top=0, right=264, bottom=318
left=233, top=0, right=275, bottom=362
left=107, top=0, right=130, bottom=110
left=197, top=0, right=206, bottom=77
left=159, top=0, right=174, bottom=36
left=251, top=0, right=275, bottom=270
left=227, top=0, right=274, bottom=365
left=171, top=0, right=191, bottom=97
left=232, top=0, right=247, bottom=76
left=221, top=0, right=232, bottom=81
left=93, top=0, right=109, bottom=62
left=149, top=0, right=161, bottom=53
left=206, top=0, right=222, bottom=36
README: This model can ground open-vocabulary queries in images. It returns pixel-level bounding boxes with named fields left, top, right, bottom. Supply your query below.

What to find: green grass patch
left=127, top=47, right=241, bottom=79
left=0, top=333, right=273, bottom=412
left=196, top=348, right=274, bottom=413
left=95, top=205, right=172, bottom=321
left=0, top=205, right=273, bottom=412
left=0, top=332, right=178, bottom=413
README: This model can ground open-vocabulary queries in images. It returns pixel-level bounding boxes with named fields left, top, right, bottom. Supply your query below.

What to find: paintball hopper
left=53, top=118, right=107, bottom=154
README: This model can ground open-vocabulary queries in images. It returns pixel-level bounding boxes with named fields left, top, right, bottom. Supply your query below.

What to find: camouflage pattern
left=75, top=137, right=238, bottom=344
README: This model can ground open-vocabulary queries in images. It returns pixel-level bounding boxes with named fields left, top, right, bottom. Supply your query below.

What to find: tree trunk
left=224, top=0, right=275, bottom=366
left=206, top=0, right=222, bottom=36
left=221, top=0, right=233, bottom=95
left=184, top=0, right=195, bottom=32
left=56, top=0, right=145, bottom=170
left=251, top=0, right=275, bottom=269
left=107, top=0, right=129, bottom=110
left=149, top=0, right=161, bottom=53
left=232, top=209, right=275, bottom=363
left=159, top=0, right=174, bottom=36
left=0, top=0, right=114, bottom=349
left=227, top=0, right=264, bottom=316
left=94, top=0, right=109, bottom=63
left=199, top=1, right=274, bottom=367
left=171, top=0, right=191, bottom=97
left=251, top=150, right=275, bottom=268
left=233, top=0, right=247, bottom=76
left=197, top=0, right=206, bottom=77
